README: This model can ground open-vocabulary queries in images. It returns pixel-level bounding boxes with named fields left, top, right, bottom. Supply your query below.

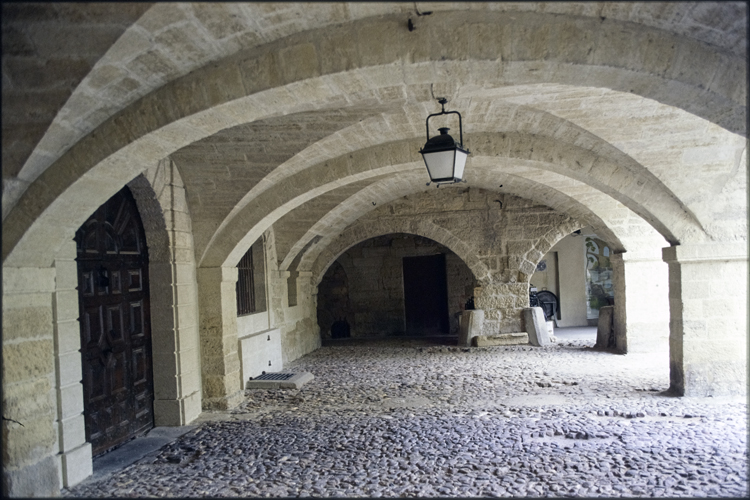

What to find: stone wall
left=317, top=234, right=476, bottom=338
left=264, top=228, right=321, bottom=367
left=312, top=187, right=580, bottom=336
left=2, top=267, right=61, bottom=497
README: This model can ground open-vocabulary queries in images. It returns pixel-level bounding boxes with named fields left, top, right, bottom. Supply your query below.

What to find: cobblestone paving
left=65, top=338, right=748, bottom=497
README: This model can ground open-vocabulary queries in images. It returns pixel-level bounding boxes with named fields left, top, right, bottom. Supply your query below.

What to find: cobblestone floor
left=65, top=337, right=748, bottom=498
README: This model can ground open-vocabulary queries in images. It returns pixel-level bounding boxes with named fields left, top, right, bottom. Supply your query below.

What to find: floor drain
left=245, top=372, right=314, bottom=389
left=253, top=373, right=295, bottom=381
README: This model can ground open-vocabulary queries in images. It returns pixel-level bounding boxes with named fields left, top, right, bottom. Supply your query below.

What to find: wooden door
left=75, top=186, right=154, bottom=456
left=403, top=254, right=450, bottom=335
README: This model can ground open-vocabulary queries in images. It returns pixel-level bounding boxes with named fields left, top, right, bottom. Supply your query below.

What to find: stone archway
left=316, top=233, right=478, bottom=338
left=312, top=218, right=490, bottom=288
left=74, top=185, right=155, bottom=456
left=43, top=162, right=202, bottom=488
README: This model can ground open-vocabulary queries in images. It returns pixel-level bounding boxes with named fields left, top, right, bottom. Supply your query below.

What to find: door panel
left=76, top=186, right=154, bottom=456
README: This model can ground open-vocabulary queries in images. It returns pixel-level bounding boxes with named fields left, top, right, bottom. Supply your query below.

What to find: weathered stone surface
left=595, top=305, right=615, bottom=350
left=459, top=310, right=485, bottom=347
left=63, top=338, right=748, bottom=499
left=2, top=4, right=747, bottom=498
left=473, top=332, right=528, bottom=346
left=3, top=455, right=61, bottom=498
left=524, top=307, right=551, bottom=347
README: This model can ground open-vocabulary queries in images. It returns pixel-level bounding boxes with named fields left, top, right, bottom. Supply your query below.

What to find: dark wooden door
left=75, top=186, right=154, bottom=456
left=403, top=254, right=449, bottom=335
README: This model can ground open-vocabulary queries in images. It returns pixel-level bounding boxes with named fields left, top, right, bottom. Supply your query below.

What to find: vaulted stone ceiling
left=2, top=2, right=746, bottom=275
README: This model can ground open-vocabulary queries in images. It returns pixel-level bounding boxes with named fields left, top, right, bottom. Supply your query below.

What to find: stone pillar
left=458, top=310, right=484, bottom=346
left=150, top=255, right=203, bottom=425
left=197, top=266, right=243, bottom=410
left=133, top=161, right=203, bottom=426
left=52, top=241, right=93, bottom=487
left=2, top=266, right=61, bottom=496
left=662, top=243, right=747, bottom=397
left=610, top=253, right=670, bottom=354
left=474, top=283, right=527, bottom=334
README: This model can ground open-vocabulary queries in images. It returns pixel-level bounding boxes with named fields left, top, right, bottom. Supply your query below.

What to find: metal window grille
left=236, top=246, right=256, bottom=316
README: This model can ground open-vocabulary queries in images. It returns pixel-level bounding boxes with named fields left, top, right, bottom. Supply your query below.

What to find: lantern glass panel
left=423, top=150, right=456, bottom=181
left=453, top=150, right=468, bottom=180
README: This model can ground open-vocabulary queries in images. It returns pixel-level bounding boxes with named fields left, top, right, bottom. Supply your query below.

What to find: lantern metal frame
left=419, top=98, right=470, bottom=186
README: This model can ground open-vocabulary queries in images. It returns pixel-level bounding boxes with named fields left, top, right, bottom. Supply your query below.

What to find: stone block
left=54, top=288, right=80, bottom=322
left=320, top=26, right=359, bottom=74
left=1, top=302, right=54, bottom=341
left=595, top=305, right=615, bottom=349
left=202, top=61, right=247, bottom=108
left=3, top=377, right=54, bottom=421
left=153, top=399, right=184, bottom=427
left=57, top=383, right=83, bottom=420
left=56, top=351, right=82, bottom=386
left=473, top=332, right=529, bottom=347
left=177, top=363, right=201, bottom=396
left=174, top=262, right=197, bottom=285
left=2, top=339, right=55, bottom=383
left=2, top=409, right=57, bottom=465
left=458, top=310, right=484, bottom=347
left=523, top=307, right=551, bottom=347
left=240, top=50, right=286, bottom=95
left=175, top=303, right=198, bottom=328
left=2, top=267, right=56, bottom=293
left=2, top=455, right=60, bottom=498
left=60, top=442, right=93, bottom=487
left=57, top=414, right=86, bottom=453
left=279, top=43, right=319, bottom=83
left=176, top=326, right=200, bottom=354
left=182, top=391, right=203, bottom=424
left=55, top=320, right=81, bottom=354
left=53, top=257, right=78, bottom=290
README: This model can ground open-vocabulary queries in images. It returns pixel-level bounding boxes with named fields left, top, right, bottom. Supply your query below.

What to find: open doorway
left=403, top=254, right=450, bottom=335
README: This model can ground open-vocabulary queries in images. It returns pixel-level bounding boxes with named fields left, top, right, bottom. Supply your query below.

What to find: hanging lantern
left=419, top=98, right=470, bottom=185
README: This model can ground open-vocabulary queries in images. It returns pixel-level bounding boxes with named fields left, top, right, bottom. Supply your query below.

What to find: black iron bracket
left=425, top=98, right=464, bottom=146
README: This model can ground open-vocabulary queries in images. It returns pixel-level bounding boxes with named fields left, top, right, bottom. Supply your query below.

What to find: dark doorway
left=403, top=254, right=449, bottom=335
left=75, top=186, right=154, bottom=456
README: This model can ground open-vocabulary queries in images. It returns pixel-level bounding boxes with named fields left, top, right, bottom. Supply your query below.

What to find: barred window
left=236, top=239, right=266, bottom=316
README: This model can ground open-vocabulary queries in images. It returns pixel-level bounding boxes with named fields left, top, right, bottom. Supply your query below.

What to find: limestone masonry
left=2, top=2, right=746, bottom=497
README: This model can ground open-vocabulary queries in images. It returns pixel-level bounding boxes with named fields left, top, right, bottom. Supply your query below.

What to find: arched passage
left=317, top=233, right=478, bottom=338
left=2, top=5, right=745, bottom=495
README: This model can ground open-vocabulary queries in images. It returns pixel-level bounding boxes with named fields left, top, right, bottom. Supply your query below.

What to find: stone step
left=472, top=332, right=529, bottom=347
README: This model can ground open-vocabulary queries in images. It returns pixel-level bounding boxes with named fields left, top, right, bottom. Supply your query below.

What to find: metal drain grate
left=253, top=372, right=295, bottom=381
left=246, top=371, right=314, bottom=389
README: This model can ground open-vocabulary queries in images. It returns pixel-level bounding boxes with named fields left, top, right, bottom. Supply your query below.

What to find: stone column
left=662, top=243, right=747, bottom=397
left=2, top=266, right=61, bottom=496
left=197, top=266, right=243, bottom=410
left=610, top=252, right=670, bottom=354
